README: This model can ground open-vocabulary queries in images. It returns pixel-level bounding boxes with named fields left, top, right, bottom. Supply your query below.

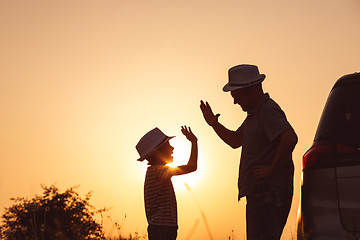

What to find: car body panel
left=299, top=169, right=343, bottom=240
left=336, top=166, right=360, bottom=231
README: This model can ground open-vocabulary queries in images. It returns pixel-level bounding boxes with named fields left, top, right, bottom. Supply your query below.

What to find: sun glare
left=167, top=138, right=203, bottom=189
left=168, top=138, right=190, bottom=167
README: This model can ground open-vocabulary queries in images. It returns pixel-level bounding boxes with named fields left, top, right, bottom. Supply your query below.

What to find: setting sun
left=167, top=138, right=204, bottom=189
left=169, top=138, right=191, bottom=167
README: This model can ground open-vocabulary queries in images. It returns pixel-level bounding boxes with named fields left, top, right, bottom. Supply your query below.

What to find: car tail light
left=303, top=144, right=356, bottom=170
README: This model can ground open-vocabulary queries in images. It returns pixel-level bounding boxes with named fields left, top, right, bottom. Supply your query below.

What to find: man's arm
left=200, top=100, right=242, bottom=148
left=172, top=126, right=198, bottom=175
left=252, top=128, right=298, bottom=180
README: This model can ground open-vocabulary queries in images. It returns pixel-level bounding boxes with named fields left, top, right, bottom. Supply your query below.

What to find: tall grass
left=102, top=214, right=146, bottom=240
left=184, top=183, right=214, bottom=240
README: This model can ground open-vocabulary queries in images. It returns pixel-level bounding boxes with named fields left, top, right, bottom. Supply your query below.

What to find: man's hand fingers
left=200, top=100, right=207, bottom=112
left=206, top=101, right=212, bottom=110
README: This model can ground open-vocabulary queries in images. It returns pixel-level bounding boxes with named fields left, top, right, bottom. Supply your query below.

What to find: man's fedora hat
left=136, top=128, right=174, bottom=161
left=223, top=64, right=266, bottom=92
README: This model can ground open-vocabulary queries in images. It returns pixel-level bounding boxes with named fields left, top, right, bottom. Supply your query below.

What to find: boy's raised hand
left=181, top=126, right=197, bottom=142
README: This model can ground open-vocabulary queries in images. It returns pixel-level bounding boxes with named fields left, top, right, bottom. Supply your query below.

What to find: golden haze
left=1, top=0, right=359, bottom=239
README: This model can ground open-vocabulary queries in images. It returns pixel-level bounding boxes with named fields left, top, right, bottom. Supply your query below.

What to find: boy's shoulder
left=147, top=165, right=173, bottom=180
left=147, top=165, right=171, bottom=173
left=147, top=164, right=169, bottom=170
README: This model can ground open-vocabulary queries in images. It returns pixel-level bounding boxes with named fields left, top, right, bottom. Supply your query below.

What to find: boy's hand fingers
left=181, top=126, right=189, bottom=134
left=181, top=126, right=196, bottom=140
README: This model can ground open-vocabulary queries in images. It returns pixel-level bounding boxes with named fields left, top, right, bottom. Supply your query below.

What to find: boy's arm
left=172, top=126, right=198, bottom=176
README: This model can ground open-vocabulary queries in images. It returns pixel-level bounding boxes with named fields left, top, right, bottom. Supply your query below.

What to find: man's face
left=156, top=141, right=174, bottom=164
left=231, top=87, right=252, bottom=112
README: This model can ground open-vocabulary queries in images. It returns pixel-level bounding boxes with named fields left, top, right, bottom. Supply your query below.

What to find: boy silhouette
left=136, top=126, right=198, bottom=240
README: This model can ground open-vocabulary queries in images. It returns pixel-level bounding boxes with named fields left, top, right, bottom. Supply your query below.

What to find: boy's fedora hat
left=136, top=128, right=174, bottom=161
left=223, top=64, right=266, bottom=92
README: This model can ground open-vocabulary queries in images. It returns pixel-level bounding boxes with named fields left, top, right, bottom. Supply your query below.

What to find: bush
left=0, top=184, right=106, bottom=240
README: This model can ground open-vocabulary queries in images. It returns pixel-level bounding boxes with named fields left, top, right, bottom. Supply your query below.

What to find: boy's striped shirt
left=144, top=165, right=177, bottom=226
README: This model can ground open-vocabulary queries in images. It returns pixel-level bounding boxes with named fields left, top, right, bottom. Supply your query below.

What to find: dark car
left=297, top=72, right=360, bottom=240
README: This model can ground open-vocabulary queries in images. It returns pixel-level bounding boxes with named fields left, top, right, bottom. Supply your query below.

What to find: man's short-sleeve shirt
left=144, top=165, right=178, bottom=226
left=236, top=93, right=294, bottom=200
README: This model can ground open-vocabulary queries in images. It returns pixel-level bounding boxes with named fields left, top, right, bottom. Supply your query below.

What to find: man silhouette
left=200, top=64, right=297, bottom=240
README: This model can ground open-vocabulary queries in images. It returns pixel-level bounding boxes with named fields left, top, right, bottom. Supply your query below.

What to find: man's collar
left=247, top=93, right=270, bottom=115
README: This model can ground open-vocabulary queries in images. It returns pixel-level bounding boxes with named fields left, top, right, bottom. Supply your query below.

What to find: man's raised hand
left=200, top=100, right=220, bottom=127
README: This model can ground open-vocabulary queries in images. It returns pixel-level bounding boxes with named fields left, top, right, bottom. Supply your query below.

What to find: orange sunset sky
left=1, top=1, right=359, bottom=239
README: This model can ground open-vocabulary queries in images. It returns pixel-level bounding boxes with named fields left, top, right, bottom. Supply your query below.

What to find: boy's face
left=156, top=141, right=174, bottom=164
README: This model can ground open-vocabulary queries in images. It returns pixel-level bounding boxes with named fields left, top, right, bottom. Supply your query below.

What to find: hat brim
left=222, top=74, right=265, bottom=92
left=137, top=136, right=175, bottom=161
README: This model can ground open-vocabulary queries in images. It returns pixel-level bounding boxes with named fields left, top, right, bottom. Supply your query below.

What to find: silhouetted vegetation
left=0, top=184, right=106, bottom=239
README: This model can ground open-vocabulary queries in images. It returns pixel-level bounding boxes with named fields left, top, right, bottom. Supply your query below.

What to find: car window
left=315, top=82, right=360, bottom=147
